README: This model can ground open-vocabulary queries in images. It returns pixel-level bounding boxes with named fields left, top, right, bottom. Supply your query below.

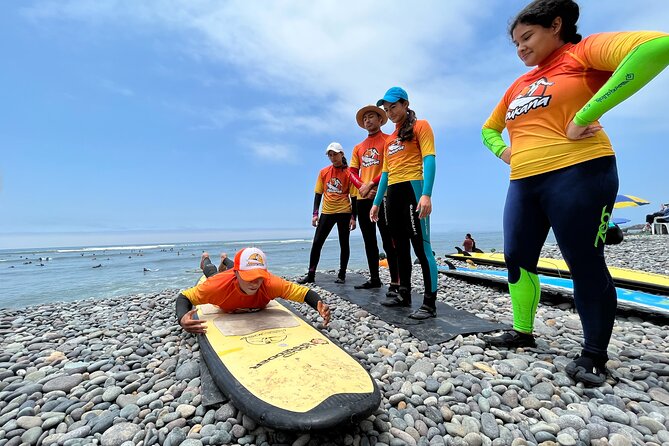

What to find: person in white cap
left=297, top=142, right=357, bottom=284
left=176, top=247, right=331, bottom=333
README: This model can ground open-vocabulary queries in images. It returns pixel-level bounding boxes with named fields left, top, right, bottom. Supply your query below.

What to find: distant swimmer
left=93, top=264, right=102, bottom=268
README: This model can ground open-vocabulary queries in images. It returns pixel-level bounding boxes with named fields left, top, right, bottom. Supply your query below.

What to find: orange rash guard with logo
left=382, top=120, right=436, bottom=185
left=483, top=31, right=666, bottom=180
left=315, top=165, right=353, bottom=214
left=350, top=131, right=389, bottom=191
left=181, top=270, right=308, bottom=312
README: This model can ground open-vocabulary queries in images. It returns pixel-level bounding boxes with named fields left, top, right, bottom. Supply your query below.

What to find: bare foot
left=200, top=252, right=210, bottom=270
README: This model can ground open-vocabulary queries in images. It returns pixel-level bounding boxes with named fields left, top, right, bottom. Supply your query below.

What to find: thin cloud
left=21, top=0, right=669, bottom=133
left=99, top=78, right=134, bottom=97
left=249, top=142, right=299, bottom=163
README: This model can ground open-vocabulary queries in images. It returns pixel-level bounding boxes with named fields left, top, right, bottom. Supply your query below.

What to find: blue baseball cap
left=376, top=87, right=408, bottom=106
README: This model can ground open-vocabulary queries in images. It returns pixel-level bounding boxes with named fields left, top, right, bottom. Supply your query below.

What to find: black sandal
left=408, top=305, right=436, bottom=320
left=565, top=355, right=607, bottom=387
left=354, top=280, right=382, bottom=289
left=381, top=295, right=411, bottom=307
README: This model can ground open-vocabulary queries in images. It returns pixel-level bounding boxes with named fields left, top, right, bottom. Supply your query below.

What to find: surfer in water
left=177, top=247, right=331, bottom=334
left=481, top=0, right=669, bottom=385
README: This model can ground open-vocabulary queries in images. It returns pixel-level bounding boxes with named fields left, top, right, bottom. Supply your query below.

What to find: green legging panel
left=509, top=267, right=541, bottom=333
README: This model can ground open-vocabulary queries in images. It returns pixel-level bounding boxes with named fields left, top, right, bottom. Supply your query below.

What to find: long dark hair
left=510, top=0, right=582, bottom=44
left=397, top=99, right=417, bottom=142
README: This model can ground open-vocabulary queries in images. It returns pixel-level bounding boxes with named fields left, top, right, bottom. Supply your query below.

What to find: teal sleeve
left=422, top=155, right=436, bottom=197
left=481, top=127, right=508, bottom=157
left=574, top=36, right=669, bottom=126
left=373, top=172, right=388, bottom=207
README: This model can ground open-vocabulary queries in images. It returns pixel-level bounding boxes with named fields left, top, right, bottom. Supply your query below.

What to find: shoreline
left=0, top=235, right=668, bottom=445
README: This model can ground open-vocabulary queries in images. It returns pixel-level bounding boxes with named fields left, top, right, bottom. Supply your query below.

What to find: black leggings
left=386, top=181, right=437, bottom=293
left=357, top=198, right=399, bottom=283
left=308, top=213, right=351, bottom=278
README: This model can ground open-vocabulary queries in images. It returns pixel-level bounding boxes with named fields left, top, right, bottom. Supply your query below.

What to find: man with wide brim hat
left=176, top=247, right=331, bottom=333
left=348, top=104, right=400, bottom=293
left=356, top=105, right=388, bottom=129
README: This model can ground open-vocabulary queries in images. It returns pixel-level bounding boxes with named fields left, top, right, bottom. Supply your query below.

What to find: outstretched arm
left=569, top=35, right=669, bottom=138
left=303, top=289, right=331, bottom=326
left=176, top=293, right=207, bottom=334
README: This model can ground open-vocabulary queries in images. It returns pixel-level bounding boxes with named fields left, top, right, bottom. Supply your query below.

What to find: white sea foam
left=57, top=244, right=175, bottom=253
left=229, top=239, right=310, bottom=246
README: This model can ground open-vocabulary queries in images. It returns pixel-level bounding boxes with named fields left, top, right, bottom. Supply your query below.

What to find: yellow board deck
left=196, top=300, right=381, bottom=430
left=446, top=251, right=669, bottom=295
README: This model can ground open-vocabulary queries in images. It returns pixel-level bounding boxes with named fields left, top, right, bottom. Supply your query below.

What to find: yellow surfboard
left=447, top=250, right=669, bottom=295
left=196, top=300, right=380, bottom=430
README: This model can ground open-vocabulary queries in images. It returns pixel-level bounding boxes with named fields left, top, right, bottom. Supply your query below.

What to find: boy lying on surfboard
left=176, top=247, right=331, bottom=333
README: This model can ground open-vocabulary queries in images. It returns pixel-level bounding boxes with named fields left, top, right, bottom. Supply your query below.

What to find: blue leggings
left=504, top=156, right=619, bottom=359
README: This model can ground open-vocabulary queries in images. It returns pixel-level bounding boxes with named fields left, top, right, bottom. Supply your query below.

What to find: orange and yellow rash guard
left=349, top=131, right=388, bottom=193
left=315, top=165, right=353, bottom=214
left=483, top=31, right=668, bottom=180
left=382, top=120, right=436, bottom=186
left=181, top=270, right=308, bottom=312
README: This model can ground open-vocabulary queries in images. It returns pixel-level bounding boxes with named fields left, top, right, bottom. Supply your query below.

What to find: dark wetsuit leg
left=387, top=181, right=438, bottom=294
left=504, top=175, right=551, bottom=333
left=505, top=156, right=618, bottom=358
left=409, top=180, right=438, bottom=294
left=334, top=213, right=352, bottom=278
left=545, top=157, right=619, bottom=359
left=378, top=197, right=400, bottom=284
left=356, top=199, right=380, bottom=281
left=307, top=213, right=338, bottom=273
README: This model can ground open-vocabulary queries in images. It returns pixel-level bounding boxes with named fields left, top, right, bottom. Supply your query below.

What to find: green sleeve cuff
left=481, top=127, right=508, bottom=158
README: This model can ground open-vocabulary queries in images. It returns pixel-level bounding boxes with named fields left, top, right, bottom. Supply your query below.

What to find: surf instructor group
left=175, top=0, right=669, bottom=388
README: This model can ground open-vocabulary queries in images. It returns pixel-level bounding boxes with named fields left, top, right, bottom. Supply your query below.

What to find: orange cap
left=233, top=247, right=270, bottom=281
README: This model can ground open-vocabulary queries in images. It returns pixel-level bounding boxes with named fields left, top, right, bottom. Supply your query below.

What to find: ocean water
left=0, top=231, right=506, bottom=310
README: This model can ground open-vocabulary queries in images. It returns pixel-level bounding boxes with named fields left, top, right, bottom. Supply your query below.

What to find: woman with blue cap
left=370, top=87, right=439, bottom=320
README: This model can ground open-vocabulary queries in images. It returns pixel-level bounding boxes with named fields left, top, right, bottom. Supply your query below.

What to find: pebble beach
left=1, top=235, right=668, bottom=446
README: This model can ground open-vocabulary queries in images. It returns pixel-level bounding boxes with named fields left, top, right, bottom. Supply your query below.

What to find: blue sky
left=1, top=0, right=668, bottom=249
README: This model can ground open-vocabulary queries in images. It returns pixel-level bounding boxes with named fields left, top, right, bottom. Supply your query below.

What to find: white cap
left=233, top=247, right=270, bottom=281
left=325, top=142, right=344, bottom=155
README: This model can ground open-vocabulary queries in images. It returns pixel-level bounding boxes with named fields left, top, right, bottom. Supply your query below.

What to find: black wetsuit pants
left=357, top=198, right=399, bottom=284
left=504, top=156, right=619, bottom=359
left=308, top=212, right=351, bottom=279
left=386, top=181, right=438, bottom=295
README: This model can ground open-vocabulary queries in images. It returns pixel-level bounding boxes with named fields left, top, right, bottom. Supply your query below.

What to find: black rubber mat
left=313, top=272, right=508, bottom=344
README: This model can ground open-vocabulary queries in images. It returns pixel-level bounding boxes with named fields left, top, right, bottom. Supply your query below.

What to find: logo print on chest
left=388, top=140, right=404, bottom=156
left=326, top=178, right=344, bottom=194
left=361, top=148, right=380, bottom=168
left=506, top=77, right=554, bottom=121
